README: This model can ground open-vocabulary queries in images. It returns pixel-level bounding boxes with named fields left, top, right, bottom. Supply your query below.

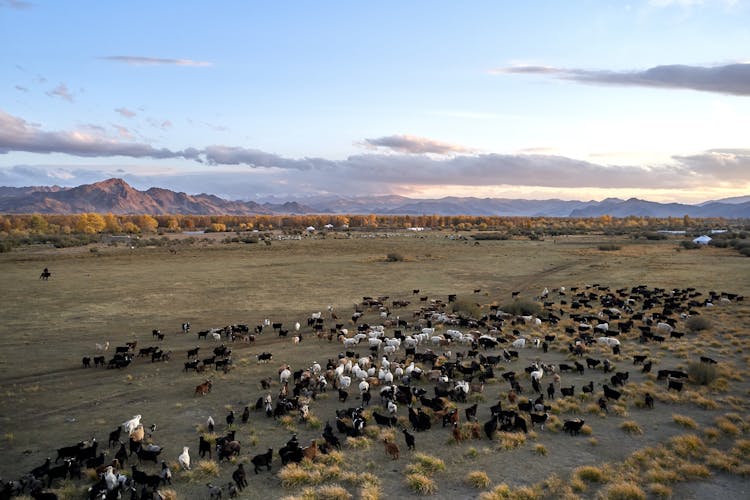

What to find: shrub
left=648, top=483, right=672, bottom=498
left=406, top=453, right=446, bottom=476
left=672, top=414, right=698, bottom=429
left=680, top=240, right=702, bottom=250
left=600, top=481, right=646, bottom=500
left=620, top=421, right=643, bottom=435
left=500, top=298, right=542, bottom=317
left=687, top=361, right=717, bottom=385
left=405, top=473, right=437, bottom=495
left=598, top=243, right=621, bottom=251
left=385, top=252, right=404, bottom=262
left=465, top=470, right=491, bottom=489
left=685, top=316, right=711, bottom=333
left=574, top=466, right=605, bottom=483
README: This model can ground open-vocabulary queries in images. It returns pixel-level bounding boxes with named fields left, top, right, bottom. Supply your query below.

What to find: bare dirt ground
left=0, top=232, right=747, bottom=499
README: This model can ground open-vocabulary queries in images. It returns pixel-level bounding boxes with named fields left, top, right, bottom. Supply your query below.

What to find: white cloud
left=101, top=56, right=212, bottom=67
left=115, top=107, right=136, bottom=118
left=362, top=134, right=474, bottom=154
left=496, top=63, right=750, bottom=96
left=46, top=83, right=74, bottom=102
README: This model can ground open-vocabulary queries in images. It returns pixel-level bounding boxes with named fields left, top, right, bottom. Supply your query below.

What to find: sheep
left=121, top=415, right=142, bottom=434
left=383, top=439, right=400, bottom=460
left=178, top=446, right=190, bottom=470
left=251, top=448, right=273, bottom=474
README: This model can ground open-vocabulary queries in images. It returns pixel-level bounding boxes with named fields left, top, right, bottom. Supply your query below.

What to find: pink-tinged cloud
left=115, top=107, right=136, bottom=118
left=363, top=134, right=473, bottom=154
left=46, top=83, right=74, bottom=102
left=101, top=56, right=212, bottom=67
left=495, top=62, right=750, bottom=96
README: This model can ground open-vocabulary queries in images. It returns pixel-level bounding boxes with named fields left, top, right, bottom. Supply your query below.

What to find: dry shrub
left=465, top=470, right=491, bottom=489
left=279, top=415, right=297, bottom=431
left=497, top=431, right=526, bottom=450
left=600, top=481, right=646, bottom=500
left=715, top=416, right=741, bottom=436
left=703, top=427, right=721, bottom=441
left=359, top=482, right=381, bottom=500
left=677, top=463, right=711, bottom=480
left=648, top=483, right=672, bottom=498
left=620, top=420, right=643, bottom=435
left=405, top=473, right=437, bottom=495
left=479, top=483, right=512, bottom=499
left=731, top=438, right=750, bottom=456
left=588, top=437, right=598, bottom=446
left=574, top=465, right=606, bottom=483
left=580, top=424, right=593, bottom=436
left=672, top=414, right=698, bottom=429
left=668, top=434, right=706, bottom=458
left=533, top=443, right=547, bottom=456
left=645, top=467, right=679, bottom=484
left=686, top=316, right=711, bottom=333
left=279, top=463, right=321, bottom=488
left=345, top=436, right=371, bottom=449
left=182, top=459, right=219, bottom=482
left=406, top=453, right=446, bottom=476
left=687, top=361, right=717, bottom=385
left=159, top=489, right=178, bottom=500
left=301, top=485, right=352, bottom=500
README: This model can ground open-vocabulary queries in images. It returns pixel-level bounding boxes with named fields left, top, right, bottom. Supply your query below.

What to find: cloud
left=14, top=85, right=28, bottom=92
left=1, top=108, right=746, bottom=197
left=0, top=109, right=188, bottom=159
left=495, top=63, right=750, bottom=96
left=115, top=107, right=136, bottom=118
left=362, top=134, right=474, bottom=155
left=101, top=56, right=212, bottom=67
left=46, top=83, right=74, bottom=102
left=1, top=0, right=33, bottom=9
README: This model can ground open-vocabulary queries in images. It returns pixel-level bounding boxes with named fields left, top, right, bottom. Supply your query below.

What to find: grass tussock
left=345, top=436, right=371, bottom=449
left=405, top=473, right=438, bottom=495
left=686, top=316, right=712, bottom=333
left=359, top=482, right=382, bottom=500
left=159, top=489, right=178, bottom=500
left=497, top=431, right=527, bottom=450
left=533, top=443, right=548, bottom=456
left=599, top=481, right=646, bottom=500
left=182, top=459, right=220, bottom=481
left=405, top=453, right=446, bottom=476
left=574, top=465, right=606, bottom=483
left=715, top=416, right=741, bottom=436
left=672, top=414, right=698, bottom=429
left=465, top=470, right=492, bottom=489
left=620, top=420, right=643, bottom=435
left=278, top=463, right=322, bottom=488
left=668, top=434, right=706, bottom=458
left=688, top=361, right=718, bottom=385
left=299, top=485, right=353, bottom=500
left=677, top=463, right=711, bottom=480
left=648, top=483, right=672, bottom=498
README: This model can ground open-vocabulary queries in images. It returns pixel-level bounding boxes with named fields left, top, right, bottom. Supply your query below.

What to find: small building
left=692, top=235, right=712, bottom=245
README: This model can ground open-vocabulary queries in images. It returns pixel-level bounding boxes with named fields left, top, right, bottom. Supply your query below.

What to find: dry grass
left=497, top=432, right=527, bottom=450
left=574, top=465, right=606, bottom=483
left=672, top=414, right=698, bottom=429
left=465, top=470, right=492, bottom=489
left=620, top=421, right=643, bottom=435
left=405, top=453, right=446, bottom=476
left=599, top=481, right=646, bottom=500
left=405, top=473, right=438, bottom=495
left=648, top=483, right=672, bottom=498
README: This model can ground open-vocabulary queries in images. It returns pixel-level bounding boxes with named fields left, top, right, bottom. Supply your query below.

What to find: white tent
left=692, top=235, right=712, bottom=245
left=306, top=226, right=315, bottom=232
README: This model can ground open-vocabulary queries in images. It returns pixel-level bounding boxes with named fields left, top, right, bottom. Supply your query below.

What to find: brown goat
left=452, top=422, right=463, bottom=443
left=383, top=439, right=399, bottom=460
left=302, top=440, right=317, bottom=461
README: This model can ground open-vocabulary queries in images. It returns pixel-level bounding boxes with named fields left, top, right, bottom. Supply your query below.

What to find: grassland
left=0, top=231, right=748, bottom=499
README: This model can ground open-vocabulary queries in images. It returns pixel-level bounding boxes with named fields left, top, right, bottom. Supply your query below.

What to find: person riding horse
left=40, top=267, right=51, bottom=280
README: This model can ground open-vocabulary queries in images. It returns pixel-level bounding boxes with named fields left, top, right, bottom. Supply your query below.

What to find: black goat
left=562, top=418, right=585, bottom=436
left=602, top=384, right=621, bottom=400
left=232, top=464, right=248, bottom=490
left=402, top=428, right=416, bottom=450
left=251, top=448, right=273, bottom=474
left=136, top=444, right=162, bottom=464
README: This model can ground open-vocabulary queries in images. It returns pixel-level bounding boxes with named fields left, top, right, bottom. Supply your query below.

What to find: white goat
left=121, top=414, right=141, bottom=434
left=178, top=446, right=191, bottom=470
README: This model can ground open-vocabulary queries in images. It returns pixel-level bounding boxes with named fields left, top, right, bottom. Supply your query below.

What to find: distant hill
left=0, top=178, right=748, bottom=217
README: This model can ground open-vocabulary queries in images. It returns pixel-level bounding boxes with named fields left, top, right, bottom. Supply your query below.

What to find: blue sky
left=1, top=0, right=749, bottom=203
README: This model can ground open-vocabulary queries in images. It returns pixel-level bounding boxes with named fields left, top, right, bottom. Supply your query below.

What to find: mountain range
left=0, top=178, right=748, bottom=218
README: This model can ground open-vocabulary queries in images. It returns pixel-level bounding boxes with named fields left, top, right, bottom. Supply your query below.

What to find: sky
left=1, top=0, right=749, bottom=204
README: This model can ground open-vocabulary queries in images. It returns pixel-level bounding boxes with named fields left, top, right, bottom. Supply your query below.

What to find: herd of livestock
left=1, top=283, right=743, bottom=499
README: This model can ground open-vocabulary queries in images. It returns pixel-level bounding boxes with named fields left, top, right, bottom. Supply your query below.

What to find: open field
left=0, top=232, right=748, bottom=499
